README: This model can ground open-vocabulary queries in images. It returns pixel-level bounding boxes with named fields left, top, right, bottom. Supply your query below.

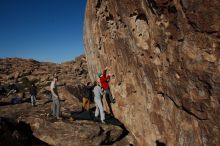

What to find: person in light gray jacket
left=50, top=76, right=61, bottom=120
left=93, top=81, right=105, bottom=123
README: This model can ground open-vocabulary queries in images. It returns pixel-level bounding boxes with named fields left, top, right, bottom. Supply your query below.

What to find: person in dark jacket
left=30, top=83, right=37, bottom=106
left=82, top=82, right=94, bottom=111
left=0, top=85, right=6, bottom=96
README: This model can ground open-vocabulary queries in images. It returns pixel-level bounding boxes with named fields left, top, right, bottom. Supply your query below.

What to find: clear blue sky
left=0, top=0, right=87, bottom=63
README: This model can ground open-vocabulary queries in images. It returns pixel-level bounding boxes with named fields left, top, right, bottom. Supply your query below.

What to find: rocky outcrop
left=0, top=55, right=127, bottom=146
left=0, top=95, right=123, bottom=146
left=0, top=117, right=49, bottom=146
left=0, top=55, right=89, bottom=99
left=84, top=0, right=220, bottom=145
left=0, top=55, right=89, bottom=87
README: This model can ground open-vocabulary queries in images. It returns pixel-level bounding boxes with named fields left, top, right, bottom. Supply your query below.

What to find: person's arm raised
left=102, top=67, right=107, bottom=77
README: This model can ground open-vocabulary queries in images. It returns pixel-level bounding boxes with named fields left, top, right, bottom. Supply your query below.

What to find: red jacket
left=100, top=69, right=110, bottom=90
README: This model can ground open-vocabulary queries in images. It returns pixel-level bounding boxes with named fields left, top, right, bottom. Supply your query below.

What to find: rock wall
left=84, top=0, right=220, bottom=145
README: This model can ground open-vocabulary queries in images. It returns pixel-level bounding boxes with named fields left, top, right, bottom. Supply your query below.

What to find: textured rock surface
left=0, top=117, right=49, bottom=146
left=0, top=56, right=126, bottom=146
left=0, top=55, right=89, bottom=88
left=84, top=0, right=220, bottom=145
left=0, top=55, right=90, bottom=101
left=0, top=95, right=123, bottom=146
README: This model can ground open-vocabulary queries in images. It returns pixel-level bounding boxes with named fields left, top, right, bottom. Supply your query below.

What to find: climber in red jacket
left=99, top=67, right=115, bottom=104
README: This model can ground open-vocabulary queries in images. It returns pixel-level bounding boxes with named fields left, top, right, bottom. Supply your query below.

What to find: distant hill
left=0, top=55, right=90, bottom=95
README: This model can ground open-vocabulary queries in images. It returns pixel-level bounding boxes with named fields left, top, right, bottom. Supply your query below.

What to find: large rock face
left=84, top=0, right=220, bottom=145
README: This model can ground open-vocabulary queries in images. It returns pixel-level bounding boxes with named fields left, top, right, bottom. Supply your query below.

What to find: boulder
left=84, top=0, right=220, bottom=145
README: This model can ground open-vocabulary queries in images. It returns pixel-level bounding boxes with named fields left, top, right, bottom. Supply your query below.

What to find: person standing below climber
left=30, top=83, right=37, bottom=106
left=93, top=81, right=105, bottom=123
left=50, top=76, right=61, bottom=120
left=82, top=82, right=94, bottom=111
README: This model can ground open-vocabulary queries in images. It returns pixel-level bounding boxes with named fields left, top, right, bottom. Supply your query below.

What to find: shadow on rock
left=71, top=108, right=129, bottom=145
left=0, top=117, right=50, bottom=146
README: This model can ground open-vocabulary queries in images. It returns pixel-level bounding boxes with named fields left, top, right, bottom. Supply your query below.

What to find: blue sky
left=0, top=0, right=87, bottom=63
